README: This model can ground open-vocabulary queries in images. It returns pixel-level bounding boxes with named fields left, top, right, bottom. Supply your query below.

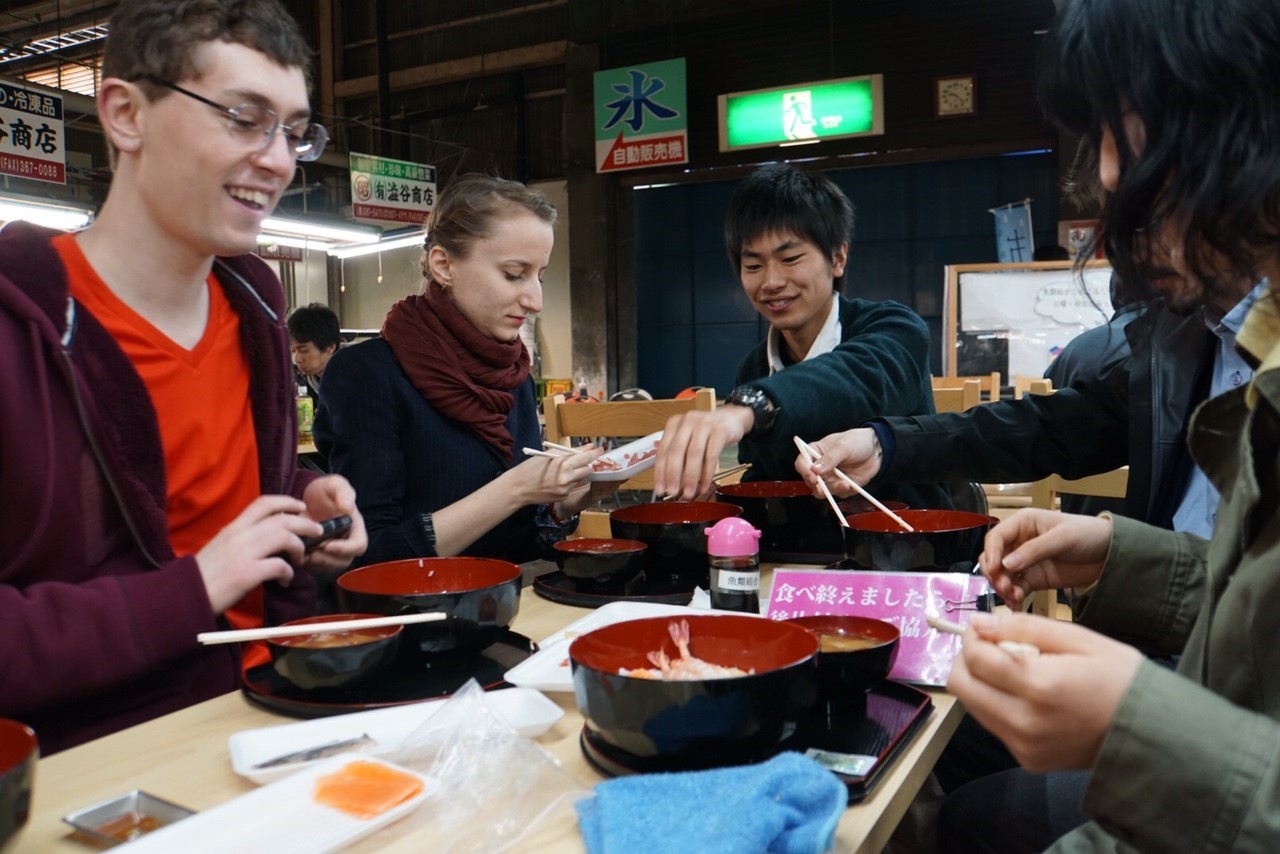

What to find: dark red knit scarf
left=381, top=281, right=530, bottom=459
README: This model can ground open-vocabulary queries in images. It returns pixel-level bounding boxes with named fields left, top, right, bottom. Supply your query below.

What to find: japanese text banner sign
left=593, top=58, right=688, bottom=174
left=349, top=152, right=436, bottom=227
left=766, top=568, right=991, bottom=686
left=0, top=80, right=65, bottom=184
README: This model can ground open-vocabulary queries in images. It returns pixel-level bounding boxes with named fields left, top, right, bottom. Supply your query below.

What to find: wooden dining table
left=15, top=566, right=964, bottom=853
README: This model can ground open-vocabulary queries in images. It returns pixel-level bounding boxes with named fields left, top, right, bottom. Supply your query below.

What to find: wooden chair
left=542, top=386, right=716, bottom=492
left=1025, top=467, right=1130, bottom=618
left=1013, top=375, right=1053, bottom=399
left=931, top=380, right=982, bottom=413
left=932, top=372, right=1001, bottom=402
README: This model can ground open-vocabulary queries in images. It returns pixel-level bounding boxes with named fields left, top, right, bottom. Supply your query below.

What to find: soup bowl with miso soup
left=785, top=615, right=900, bottom=699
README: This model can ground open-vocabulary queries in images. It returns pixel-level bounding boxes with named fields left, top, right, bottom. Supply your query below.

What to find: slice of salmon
left=313, top=759, right=425, bottom=819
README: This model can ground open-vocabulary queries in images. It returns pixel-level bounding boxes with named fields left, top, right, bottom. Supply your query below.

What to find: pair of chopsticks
left=792, top=436, right=915, bottom=532
left=522, top=441, right=583, bottom=460
left=196, top=612, right=446, bottom=645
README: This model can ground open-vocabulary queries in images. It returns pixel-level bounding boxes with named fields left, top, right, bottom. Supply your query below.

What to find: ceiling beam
left=333, top=40, right=567, bottom=100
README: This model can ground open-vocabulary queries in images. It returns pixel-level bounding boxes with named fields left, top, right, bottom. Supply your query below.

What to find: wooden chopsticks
left=196, top=612, right=446, bottom=645
left=792, top=437, right=849, bottom=528
left=793, top=436, right=915, bottom=532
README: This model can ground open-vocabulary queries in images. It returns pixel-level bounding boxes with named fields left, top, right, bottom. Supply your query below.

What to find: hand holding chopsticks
left=197, top=612, right=446, bottom=645
left=792, top=436, right=849, bottom=528
left=793, top=436, right=915, bottom=532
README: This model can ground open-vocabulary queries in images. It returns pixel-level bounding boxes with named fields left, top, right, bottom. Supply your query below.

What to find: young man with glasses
left=0, top=0, right=367, bottom=754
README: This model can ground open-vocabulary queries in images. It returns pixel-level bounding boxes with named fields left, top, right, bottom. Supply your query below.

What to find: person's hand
left=947, top=612, right=1143, bottom=773
left=561, top=478, right=622, bottom=517
left=506, top=445, right=604, bottom=506
left=979, top=509, right=1113, bottom=609
left=653, top=408, right=753, bottom=500
left=196, top=495, right=321, bottom=614
left=794, top=428, right=883, bottom=498
left=298, top=475, right=368, bottom=572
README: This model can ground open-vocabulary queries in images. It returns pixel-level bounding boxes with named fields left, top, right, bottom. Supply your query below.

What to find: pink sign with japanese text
left=766, top=568, right=991, bottom=686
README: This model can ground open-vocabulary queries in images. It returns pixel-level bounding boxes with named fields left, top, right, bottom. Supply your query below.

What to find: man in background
left=288, top=302, right=342, bottom=394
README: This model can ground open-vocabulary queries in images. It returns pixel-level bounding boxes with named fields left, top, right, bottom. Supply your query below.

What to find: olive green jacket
left=1051, top=312, right=1280, bottom=851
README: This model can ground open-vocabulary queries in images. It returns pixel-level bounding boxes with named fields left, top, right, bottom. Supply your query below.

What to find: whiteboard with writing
left=766, top=568, right=991, bottom=687
left=944, top=262, right=1113, bottom=379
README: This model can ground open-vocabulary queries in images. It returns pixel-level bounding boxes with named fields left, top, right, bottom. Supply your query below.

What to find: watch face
left=936, top=76, right=976, bottom=117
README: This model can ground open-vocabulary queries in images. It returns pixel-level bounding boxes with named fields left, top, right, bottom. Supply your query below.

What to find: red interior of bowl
left=846, top=508, right=997, bottom=533
left=554, top=538, right=647, bottom=556
left=337, top=557, right=521, bottom=596
left=838, top=497, right=909, bottom=515
left=0, top=718, right=36, bottom=772
left=610, top=501, right=741, bottom=526
left=716, top=481, right=812, bottom=500
left=786, top=615, right=900, bottom=650
left=271, top=614, right=401, bottom=648
left=570, top=614, right=818, bottom=674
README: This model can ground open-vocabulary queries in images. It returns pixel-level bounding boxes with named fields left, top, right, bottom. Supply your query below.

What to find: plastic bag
left=377, top=680, right=589, bottom=852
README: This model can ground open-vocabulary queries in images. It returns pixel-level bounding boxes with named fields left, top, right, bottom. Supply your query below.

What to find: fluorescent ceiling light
left=256, top=234, right=334, bottom=251
left=261, top=216, right=381, bottom=244
left=327, top=231, right=424, bottom=259
left=0, top=198, right=92, bottom=230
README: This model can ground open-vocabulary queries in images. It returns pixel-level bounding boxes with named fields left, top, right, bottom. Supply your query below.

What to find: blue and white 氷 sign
left=991, top=199, right=1033, bottom=263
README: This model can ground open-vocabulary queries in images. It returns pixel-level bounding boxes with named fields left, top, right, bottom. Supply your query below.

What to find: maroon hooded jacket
left=0, top=223, right=317, bottom=753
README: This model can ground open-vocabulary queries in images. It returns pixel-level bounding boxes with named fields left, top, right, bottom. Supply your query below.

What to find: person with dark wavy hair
left=930, top=0, right=1280, bottom=851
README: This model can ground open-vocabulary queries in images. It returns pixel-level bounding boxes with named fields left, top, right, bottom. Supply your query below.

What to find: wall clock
left=935, top=74, right=976, bottom=118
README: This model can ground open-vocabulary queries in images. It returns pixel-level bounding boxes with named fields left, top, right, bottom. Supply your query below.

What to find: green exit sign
left=718, top=74, right=883, bottom=152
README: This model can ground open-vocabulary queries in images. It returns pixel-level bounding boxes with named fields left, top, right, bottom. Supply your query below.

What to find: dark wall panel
left=635, top=152, right=1059, bottom=388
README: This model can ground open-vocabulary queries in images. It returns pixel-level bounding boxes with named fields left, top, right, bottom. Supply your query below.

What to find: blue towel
left=575, top=751, right=846, bottom=854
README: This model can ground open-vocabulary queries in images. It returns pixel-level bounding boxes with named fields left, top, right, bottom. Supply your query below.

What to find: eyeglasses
left=142, top=75, right=329, bottom=162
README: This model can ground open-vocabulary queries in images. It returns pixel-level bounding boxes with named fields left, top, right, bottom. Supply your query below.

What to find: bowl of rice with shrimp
left=569, top=614, right=819, bottom=770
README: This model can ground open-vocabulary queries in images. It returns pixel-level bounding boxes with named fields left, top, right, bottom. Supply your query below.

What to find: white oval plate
left=586, top=431, right=662, bottom=482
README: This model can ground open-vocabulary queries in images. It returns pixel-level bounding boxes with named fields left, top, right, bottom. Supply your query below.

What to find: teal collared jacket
left=1052, top=360, right=1280, bottom=850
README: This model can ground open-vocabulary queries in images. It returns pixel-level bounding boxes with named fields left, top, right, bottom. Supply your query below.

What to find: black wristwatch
left=726, top=385, right=779, bottom=438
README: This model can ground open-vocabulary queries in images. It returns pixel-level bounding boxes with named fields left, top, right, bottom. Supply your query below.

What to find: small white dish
left=112, top=754, right=432, bottom=853
left=586, top=431, right=662, bottom=482
left=503, top=600, right=761, bottom=692
left=229, top=688, right=563, bottom=784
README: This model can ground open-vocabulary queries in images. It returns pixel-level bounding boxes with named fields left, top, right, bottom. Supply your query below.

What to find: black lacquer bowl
left=552, top=538, right=648, bottom=587
left=842, top=509, right=997, bottom=573
left=786, top=615, right=901, bottom=700
left=609, top=501, right=741, bottom=586
left=337, top=557, right=521, bottom=658
left=570, top=614, right=819, bottom=769
left=715, top=480, right=826, bottom=553
left=0, top=718, right=36, bottom=850
left=267, top=614, right=402, bottom=691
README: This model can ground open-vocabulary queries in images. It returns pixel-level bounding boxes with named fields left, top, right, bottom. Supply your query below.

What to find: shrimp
left=619, top=619, right=753, bottom=680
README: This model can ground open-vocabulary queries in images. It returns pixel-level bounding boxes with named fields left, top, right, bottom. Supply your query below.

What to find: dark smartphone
left=300, top=514, right=352, bottom=550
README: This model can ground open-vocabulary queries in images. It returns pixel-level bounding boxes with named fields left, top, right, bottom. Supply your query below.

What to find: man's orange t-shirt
left=55, top=234, right=269, bottom=664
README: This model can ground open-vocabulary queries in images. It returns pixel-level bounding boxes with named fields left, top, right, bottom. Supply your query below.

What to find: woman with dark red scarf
left=314, top=175, right=612, bottom=573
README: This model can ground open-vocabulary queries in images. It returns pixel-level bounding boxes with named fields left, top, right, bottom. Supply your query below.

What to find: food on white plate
left=313, top=759, right=425, bottom=819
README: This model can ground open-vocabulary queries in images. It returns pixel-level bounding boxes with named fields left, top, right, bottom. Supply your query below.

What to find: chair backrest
left=932, top=380, right=982, bottom=413
left=1013, top=375, right=1054, bottom=399
left=1028, top=467, right=1129, bottom=511
left=932, top=372, right=1001, bottom=402
left=542, top=387, right=716, bottom=491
